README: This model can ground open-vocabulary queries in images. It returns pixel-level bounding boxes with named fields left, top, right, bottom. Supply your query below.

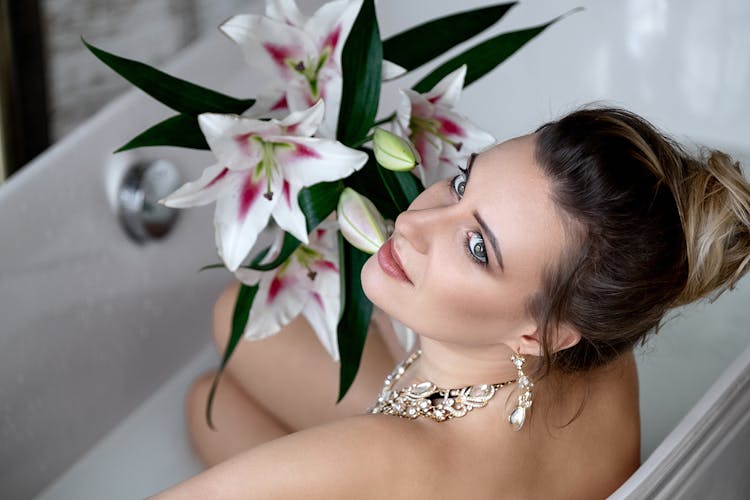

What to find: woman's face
left=361, top=134, right=567, bottom=348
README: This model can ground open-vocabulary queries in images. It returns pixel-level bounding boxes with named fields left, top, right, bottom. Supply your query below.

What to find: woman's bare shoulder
left=153, top=414, right=422, bottom=499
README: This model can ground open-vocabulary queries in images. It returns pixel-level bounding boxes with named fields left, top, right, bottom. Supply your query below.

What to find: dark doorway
left=1, top=0, right=50, bottom=181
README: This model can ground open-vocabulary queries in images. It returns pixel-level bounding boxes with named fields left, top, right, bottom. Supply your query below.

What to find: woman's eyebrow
left=473, top=209, right=504, bottom=271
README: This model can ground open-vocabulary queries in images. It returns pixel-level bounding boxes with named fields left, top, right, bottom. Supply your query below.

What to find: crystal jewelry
left=368, top=349, right=515, bottom=422
left=508, top=353, right=534, bottom=431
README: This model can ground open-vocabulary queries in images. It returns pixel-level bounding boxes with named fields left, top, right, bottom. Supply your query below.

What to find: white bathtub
left=2, top=0, right=749, bottom=498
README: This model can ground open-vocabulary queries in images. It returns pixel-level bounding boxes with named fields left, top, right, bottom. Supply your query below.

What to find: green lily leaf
left=206, top=283, right=258, bottom=429
left=298, top=181, right=344, bottom=230
left=83, top=39, right=255, bottom=116
left=116, top=114, right=209, bottom=152
left=383, top=2, right=516, bottom=72
left=198, top=263, right=225, bottom=272
left=247, top=181, right=343, bottom=271
left=413, top=11, right=579, bottom=93
left=336, top=237, right=374, bottom=402
left=337, top=0, right=382, bottom=146
left=377, top=165, right=422, bottom=213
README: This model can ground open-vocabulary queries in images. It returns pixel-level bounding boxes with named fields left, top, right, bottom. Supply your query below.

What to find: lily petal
left=240, top=269, right=309, bottom=340
left=265, top=0, right=306, bottom=27
left=198, top=113, right=281, bottom=170
left=273, top=136, right=368, bottom=186
left=394, top=90, right=413, bottom=134
left=235, top=222, right=342, bottom=359
left=271, top=180, right=309, bottom=244
left=215, top=170, right=281, bottom=271
left=302, top=270, right=341, bottom=361
left=435, top=109, right=495, bottom=158
left=250, top=87, right=291, bottom=117
left=315, top=67, right=343, bottom=138
left=382, top=59, right=407, bottom=81
left=412, top=131, right=443, bottom=186
left=285, top=77, right=318, bottom=116
left=220, top=14, right=317, bottom=81
left=279, top=99, right=324, bottom=137
left=160, top=163, right=231, bottom=208
left=401, top=89, right=433, bottom=121
left=424, top=156, right=463, bottom=187
left=304, top=0, right=362, bottom=64
left=425, top=65, right=467, bottom=108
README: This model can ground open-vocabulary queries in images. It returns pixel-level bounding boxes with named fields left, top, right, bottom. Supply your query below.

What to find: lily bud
left=337, top=188, right=388, bottom=254
left=372, top=128, right=419, bottom=171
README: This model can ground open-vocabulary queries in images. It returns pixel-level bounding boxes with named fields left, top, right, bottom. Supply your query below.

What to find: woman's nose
left=393, top=206, right=446, bottom=254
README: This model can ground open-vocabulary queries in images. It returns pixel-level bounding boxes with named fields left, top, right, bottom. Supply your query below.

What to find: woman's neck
left=402, top=335, right=519, bottom=389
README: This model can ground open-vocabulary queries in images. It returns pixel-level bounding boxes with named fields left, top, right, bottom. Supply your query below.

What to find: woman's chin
left=361, top=255, right=406, bottom=325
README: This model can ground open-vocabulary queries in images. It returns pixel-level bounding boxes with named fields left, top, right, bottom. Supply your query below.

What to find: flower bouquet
left=86, top=0, right=574, bottom=425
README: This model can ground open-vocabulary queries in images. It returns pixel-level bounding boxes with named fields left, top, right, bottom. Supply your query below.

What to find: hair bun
left=671, top=149, right=750, bottom=305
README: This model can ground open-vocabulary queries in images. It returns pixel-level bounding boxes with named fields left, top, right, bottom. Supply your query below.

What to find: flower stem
left=352, top=134, right=374, bottom=149
left=373, top=113, right=396, bottom=127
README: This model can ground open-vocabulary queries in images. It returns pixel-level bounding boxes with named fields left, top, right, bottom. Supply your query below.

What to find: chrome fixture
left=117, top=160, right=180, bottom=243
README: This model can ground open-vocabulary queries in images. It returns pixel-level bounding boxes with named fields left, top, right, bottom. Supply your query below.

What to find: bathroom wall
left=40, top=0, right=249, bottom=141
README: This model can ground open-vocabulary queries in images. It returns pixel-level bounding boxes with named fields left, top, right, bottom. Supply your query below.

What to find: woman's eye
left=451, top=172, right=467, bottom=197
left=467, top=232, right=487, bottom=264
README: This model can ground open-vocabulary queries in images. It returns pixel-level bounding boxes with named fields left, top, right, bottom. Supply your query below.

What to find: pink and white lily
left=220, top=0, right=361, bottom=138
left=235, top=223, right=342, bottom=361
left=393, top=65, right=495, bottom=187
left=161, top=100, right=367, bottom=271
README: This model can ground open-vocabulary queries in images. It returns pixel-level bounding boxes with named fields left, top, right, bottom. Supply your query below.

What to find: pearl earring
left=508, top=353, right=533, bottom=431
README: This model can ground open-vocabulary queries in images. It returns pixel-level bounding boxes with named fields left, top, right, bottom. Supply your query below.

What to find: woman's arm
left=153, top=415, right=414, bottom=499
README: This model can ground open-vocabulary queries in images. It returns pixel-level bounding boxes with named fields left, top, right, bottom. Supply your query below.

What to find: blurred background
left=0, top=0, right=249, bottom=182
left=1, top=0, right=749, bottom=498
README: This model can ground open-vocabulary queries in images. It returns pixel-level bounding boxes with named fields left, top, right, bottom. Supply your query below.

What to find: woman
left=155, top=107, right=750, bottom=498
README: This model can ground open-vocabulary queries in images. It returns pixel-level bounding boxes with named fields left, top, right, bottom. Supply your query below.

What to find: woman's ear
left=517, top=324, right=581, bottom=357
left=553, top=325, right=581, bottom=352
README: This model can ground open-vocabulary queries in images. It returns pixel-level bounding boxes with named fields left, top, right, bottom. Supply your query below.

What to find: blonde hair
left=668, top=149, right=750, bottom=304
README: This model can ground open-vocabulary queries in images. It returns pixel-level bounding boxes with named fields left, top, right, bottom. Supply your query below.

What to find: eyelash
left=450, top=167, right=488, bottom=267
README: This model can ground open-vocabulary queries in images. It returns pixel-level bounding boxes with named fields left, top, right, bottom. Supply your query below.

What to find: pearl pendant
left=509, top=406, right=526, bottom=431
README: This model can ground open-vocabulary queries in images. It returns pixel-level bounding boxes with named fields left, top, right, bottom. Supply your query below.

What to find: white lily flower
left=235, top=223, right=342, bottom=361
left=337, top=188, right=388, bottom=254
left=161, top=100, right=367, bottom=271
left=393, top=65, right=495, bottom=187
left=220, top=0, right=363, bottom=138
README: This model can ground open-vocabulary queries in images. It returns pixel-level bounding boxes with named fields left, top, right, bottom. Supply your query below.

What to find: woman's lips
left=377, top=238, right=412, bottom=284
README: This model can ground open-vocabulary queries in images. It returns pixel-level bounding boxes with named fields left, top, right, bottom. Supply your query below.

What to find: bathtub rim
left=612, top=340, right=750, bottom=498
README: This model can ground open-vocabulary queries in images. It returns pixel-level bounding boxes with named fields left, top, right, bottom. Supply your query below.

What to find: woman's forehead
left=469, top=134, right=566, bottom=275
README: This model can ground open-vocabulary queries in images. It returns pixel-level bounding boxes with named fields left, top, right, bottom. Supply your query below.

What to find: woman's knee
left=185, top=370, right=292, bottom=467
left=185, top=372, right=215, bottom=436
